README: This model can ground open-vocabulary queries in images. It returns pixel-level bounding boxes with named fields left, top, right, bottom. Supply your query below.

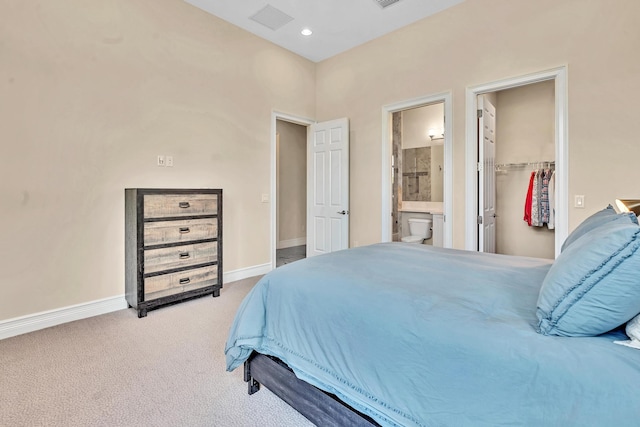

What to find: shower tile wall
left=402, top=147, right=432, bottom=201
left=393, top=112, right=402, bottom=238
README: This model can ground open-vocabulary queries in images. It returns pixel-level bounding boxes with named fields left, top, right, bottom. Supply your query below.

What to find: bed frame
left=244, top=352, right=381, bottom=427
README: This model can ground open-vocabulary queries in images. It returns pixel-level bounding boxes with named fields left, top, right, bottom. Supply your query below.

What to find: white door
left=478, top=96, right=496, bottom=253
left=307, top=118, right=349, bottom=257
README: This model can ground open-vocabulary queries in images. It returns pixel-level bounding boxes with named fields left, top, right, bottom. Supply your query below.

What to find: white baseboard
left=277, top=237, right=306, bottom=250
left=0, top=263, right=273, bottom=341
left=223, top=262, right=272, bottom=283
left=0, top=295, right=129, bottom=341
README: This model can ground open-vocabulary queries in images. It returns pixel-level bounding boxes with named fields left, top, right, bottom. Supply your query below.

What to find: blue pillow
left=537, top=218, right=640, bottom=337
left=561, top=205, right=637, bottom=252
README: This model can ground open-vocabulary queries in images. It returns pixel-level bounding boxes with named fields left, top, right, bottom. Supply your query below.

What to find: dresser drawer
left=145, top=265, right=218, bottom=300
left=144, top=241, right=217, bottom=274
left=144, top=218, right=217, bottom=246
left=144, top=194, right=218, bottom=218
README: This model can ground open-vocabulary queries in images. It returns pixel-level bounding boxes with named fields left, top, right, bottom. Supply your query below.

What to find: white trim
left=1, top=262, right=274, bottom=340
left=464, top=66, right=569, bottom=256
left=271, top=111, right=315, bottom=270
left=277, top=237, right=307, bottom=250
left=223, top=262, right=272, bottom=283
left=0, top=295, right=128, bottom=340
left=381, top=92, right=453, bottom=247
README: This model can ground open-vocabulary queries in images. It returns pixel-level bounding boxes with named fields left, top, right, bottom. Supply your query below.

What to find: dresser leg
left=138, top=309, right=147, bottom=318
left=213, top=288, right=220, bottom=298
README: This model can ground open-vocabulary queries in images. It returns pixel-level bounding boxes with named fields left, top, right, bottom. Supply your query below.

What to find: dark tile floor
left=276, top=245, right=306, bottom=267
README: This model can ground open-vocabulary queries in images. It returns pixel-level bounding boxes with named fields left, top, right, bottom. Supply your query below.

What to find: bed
left=225, top=207, right=640, bottom=426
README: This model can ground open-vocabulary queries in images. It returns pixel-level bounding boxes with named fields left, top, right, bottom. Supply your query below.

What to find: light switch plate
left=575, top=195, right=585, bottom=208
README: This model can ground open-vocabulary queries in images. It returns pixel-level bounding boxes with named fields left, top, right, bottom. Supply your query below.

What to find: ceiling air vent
left=249, top=4, right=294, bottom=31
left=374, top=0, right=401, bottom=8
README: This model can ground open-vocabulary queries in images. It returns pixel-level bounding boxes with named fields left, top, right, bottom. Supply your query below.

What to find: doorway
left=270, top=112, right=315, bottom=270
left=270, top=113, right=350, bottom=269
left=392, top=103, right=446, bottom=244
left=480, top=81, right=556, bottom=259
left=465, top=67, right=568, bottom=257
left=275, top=119, right=308, bottom=267
left=381, top=92, right=453, bottom=247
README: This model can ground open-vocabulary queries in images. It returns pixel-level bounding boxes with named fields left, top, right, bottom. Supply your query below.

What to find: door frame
left=381, top=92, right=453, bottom=247
left=270, top=111, right=315, bottom=270
left=464, top=66, right=569, bottom=256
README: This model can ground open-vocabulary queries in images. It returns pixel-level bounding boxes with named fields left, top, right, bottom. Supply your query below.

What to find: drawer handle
left=179, top=202, right=190, bottom=209
left=179, top=277, right=191, bottom=285
left=179, top=227, right=190, bottom=234
left=179, top=252, right=190, bottom=259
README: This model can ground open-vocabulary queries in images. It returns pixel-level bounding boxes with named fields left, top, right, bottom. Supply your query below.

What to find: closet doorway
left=465, top=67, right=568, bottom=257
left=480, top=81, right=556, bottom=259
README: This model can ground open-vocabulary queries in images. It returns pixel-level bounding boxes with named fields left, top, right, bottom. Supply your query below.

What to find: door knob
left=337, top=210, right=349, bottom=215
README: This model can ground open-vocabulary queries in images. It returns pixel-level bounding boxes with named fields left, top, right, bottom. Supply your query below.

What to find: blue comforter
left=225, top=243, right=640, bottom=426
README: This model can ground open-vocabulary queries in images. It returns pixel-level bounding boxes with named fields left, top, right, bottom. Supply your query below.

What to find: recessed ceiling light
left=301, top=28, right=313, bottom=36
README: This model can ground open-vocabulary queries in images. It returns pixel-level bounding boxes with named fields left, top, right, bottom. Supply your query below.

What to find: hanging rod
left=495, top=160, right=555, bottom=170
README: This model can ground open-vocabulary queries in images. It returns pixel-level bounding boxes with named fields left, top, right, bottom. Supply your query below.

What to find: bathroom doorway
left=392, top=103, right=445, bottom=244
left=381, top=92, right=453, bottom=247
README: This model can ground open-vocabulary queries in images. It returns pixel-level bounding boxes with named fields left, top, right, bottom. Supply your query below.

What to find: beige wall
left=401, top=103, right=444, bottom=149
left=494, top=81, right=555, bottom=259
left=3, top=0, right=640, bottom=323
left=276, top=120, right=307, bottom=247
left=0, top=0, right=315, bottom=320
left=316, top=0, right=640, bottom=249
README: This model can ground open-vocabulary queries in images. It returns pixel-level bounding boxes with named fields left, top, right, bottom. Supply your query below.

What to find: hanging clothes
left=548, top=170, right=556, bottom=230
left=523, top=170, right=535, bottom=226
left=540, top=169, right=551, bottom=225
left=523, top=167, right=555, bottom=228
left=531, top=169, right=542, bottom=227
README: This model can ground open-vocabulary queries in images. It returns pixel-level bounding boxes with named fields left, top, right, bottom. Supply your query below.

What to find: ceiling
left=184, top=0, right=465, bottom=62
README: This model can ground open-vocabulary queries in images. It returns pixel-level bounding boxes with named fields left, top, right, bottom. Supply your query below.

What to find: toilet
left=401, top=218, right=432, bottom=244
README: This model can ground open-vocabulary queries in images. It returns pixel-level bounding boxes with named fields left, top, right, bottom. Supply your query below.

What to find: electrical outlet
left=157, top=155, right=165, bottom=167
left=166, top=156, right=173, bottom=167
left=261, top=193, right=269, bottom=203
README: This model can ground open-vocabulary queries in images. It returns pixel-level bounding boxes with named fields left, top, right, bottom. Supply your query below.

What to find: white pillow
left=614, top=314, right=640, bottom=349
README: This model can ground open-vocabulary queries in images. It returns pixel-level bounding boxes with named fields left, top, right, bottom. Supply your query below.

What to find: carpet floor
left=0, top=277, right=313, bottom=426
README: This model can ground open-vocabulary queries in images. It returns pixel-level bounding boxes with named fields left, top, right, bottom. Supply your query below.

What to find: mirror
left=398, top=102, right=444, bottom=202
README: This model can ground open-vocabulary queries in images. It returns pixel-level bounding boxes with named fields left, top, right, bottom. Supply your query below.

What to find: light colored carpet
left=0, top=277, right=314, bottom=426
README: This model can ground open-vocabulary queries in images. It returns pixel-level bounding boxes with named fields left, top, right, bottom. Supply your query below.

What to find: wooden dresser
left=125, top=188, right=222, bottom=317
